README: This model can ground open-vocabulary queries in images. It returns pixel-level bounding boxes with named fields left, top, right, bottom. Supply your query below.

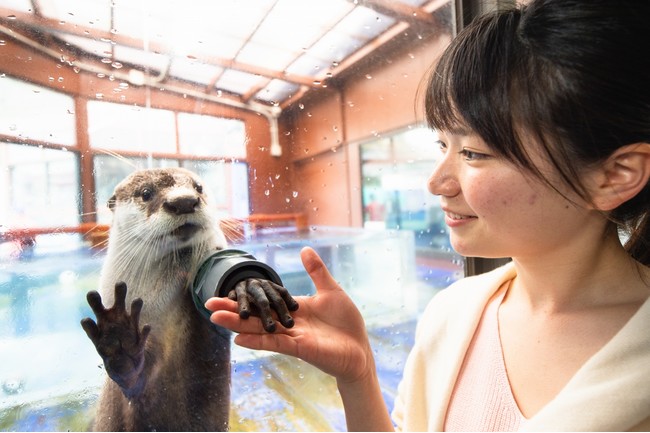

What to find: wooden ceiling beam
left=0, top=6, right=320, bottom=88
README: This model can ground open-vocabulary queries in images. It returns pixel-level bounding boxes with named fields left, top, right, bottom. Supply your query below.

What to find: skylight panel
left=216, top=69, right=266, bottom=95
left=39, top=0, right=111, bottom=31
left=255, top=79, right=300, bottom=103
left=285, top=55, right=333, bottom=78
left=337, top=6, right=396, bottom=40
left=252, top=0, right=354, bottom=53
left=113, top=45, right=169, bottom=73
left=236, top=41, right=298, bottom=71
left=308, top=31, right=365, bottom=64
left=169, top=58, right=223, bottom=86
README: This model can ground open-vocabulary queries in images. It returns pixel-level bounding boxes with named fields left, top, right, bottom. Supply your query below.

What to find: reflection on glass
left=360, top=126, right=460, bottom=289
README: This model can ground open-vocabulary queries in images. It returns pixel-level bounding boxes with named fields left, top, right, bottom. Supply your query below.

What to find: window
left=177, top=113, right=247, bottom=159
left=0, top=76, right=76, bottom=145
left=0, top=143, right=79, bottom=228
left=87, top=101, right=177, bottom=153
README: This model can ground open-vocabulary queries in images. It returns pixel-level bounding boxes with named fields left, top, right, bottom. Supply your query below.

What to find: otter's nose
left=163, top=196, right=199, bottom=215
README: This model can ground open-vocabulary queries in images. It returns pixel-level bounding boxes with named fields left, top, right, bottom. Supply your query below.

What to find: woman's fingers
left=300, top=247, right=341, bottom=295
left=205, top=296, right=238, bottom=313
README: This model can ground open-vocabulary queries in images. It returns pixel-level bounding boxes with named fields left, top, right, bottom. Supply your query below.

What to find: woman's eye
left=436, top=140, right=447, bottom=153
left=459, top=148, right=488, bottom=161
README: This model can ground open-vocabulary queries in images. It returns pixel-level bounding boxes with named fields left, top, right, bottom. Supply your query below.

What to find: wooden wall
left=0, top=30, right=451, bottom=226
left=282, top=33, right=452, bottom=227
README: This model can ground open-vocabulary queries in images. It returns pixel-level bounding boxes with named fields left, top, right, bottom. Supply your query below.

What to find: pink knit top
left=444, top=283, right=526, bottom=431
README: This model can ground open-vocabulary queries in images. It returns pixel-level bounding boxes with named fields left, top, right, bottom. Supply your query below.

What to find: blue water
left=0, top=229, right=460, bottom=431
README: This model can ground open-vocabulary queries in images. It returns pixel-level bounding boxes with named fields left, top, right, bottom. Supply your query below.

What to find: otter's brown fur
left=84, top=168, right=232, bottom=431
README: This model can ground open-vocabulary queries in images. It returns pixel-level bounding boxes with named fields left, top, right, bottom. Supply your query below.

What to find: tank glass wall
left=0, top=0, right=459, bottom=430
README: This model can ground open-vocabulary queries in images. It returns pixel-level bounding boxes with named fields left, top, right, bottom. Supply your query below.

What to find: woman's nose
left=428, top=157, right=460, bottom=197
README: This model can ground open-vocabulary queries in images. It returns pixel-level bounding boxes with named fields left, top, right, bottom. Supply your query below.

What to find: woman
left=206, top=0, right=650, bottom=430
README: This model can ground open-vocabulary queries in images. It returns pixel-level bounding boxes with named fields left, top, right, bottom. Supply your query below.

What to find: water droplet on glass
left=292, top=191, right=298, bottom=198
left=264, top=190, right=270, bottom=196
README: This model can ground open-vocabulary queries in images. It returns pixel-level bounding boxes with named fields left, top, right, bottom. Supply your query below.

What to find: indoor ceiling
left=0, top=0, right=452, bottom=112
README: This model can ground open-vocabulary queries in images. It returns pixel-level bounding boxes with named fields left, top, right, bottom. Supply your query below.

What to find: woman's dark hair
left=425, top=0, right=650, bottom=265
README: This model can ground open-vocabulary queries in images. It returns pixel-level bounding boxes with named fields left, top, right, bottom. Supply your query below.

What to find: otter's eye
left=194, top=183, right=203, bottom=194
left=141, top=188, right=154, bottom=202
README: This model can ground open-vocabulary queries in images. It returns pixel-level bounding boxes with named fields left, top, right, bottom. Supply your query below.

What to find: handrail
left=0, top=213, right=308, bottom=247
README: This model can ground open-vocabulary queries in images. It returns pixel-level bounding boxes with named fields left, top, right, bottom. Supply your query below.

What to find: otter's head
left=107, top=167, right=227, bottom=257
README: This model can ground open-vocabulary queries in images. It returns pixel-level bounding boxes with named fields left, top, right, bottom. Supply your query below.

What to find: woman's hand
left=205, top=246, right=374, bottom=385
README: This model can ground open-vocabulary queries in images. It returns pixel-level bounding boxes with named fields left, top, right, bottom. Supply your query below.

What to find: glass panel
left=177, top=114, right=247, bottom=159
left=169, top=58, right=223, bottom=86
left=181, top=160, right=250, bottom=218
left=0, top=0, right=457, bottom=430
left=361, top=126, right=462, bottom=288
left=93, top=155, right=180, bottom=224
left=0, top=76, right=76, bottom=145
left=87, top=101, right=176, bottom=153
left=92, top=156, right=249, bottom=223
left=38, top=0, right=111, bottom=31
left=0, top=143, right=79, bottom=229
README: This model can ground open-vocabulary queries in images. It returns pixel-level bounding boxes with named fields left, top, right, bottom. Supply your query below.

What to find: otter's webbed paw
left=227, top=279, right=299, bottom=333
left=81, top=282, right=150, bottom=397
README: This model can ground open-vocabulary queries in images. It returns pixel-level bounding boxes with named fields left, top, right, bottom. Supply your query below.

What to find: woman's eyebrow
left=439, top=125, right=472, bottom=137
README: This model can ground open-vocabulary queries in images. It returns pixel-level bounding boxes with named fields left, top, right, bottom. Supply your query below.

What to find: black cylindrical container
left=192, top=249, right=283, bottom=320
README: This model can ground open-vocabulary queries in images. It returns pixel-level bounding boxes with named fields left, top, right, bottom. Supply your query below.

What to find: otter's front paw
left=227, top=279, right=299, bottom=333
left=81, top=282, right=150, bottom=394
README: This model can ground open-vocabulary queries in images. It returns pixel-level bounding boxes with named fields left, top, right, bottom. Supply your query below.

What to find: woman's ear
left=589, top=143, right=650, bottom=211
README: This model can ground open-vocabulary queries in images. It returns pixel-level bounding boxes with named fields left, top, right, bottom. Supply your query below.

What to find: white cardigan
left=391, top=262, right=650, bottom=431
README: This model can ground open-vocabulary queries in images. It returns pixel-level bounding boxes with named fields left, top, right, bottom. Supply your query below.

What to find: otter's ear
left=589, top=143, right=650, bottom=211
left=107, top=194, right=116, bottom=211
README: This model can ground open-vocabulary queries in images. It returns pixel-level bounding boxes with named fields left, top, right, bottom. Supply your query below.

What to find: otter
left=81, top=167, right=298, bottom=431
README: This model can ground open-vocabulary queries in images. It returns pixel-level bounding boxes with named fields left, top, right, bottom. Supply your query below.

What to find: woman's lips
left=444, top=210, right=477, bottom=227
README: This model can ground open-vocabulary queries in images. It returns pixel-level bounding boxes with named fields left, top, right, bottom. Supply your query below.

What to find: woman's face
left=428, top=130, right=595, bottom=260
